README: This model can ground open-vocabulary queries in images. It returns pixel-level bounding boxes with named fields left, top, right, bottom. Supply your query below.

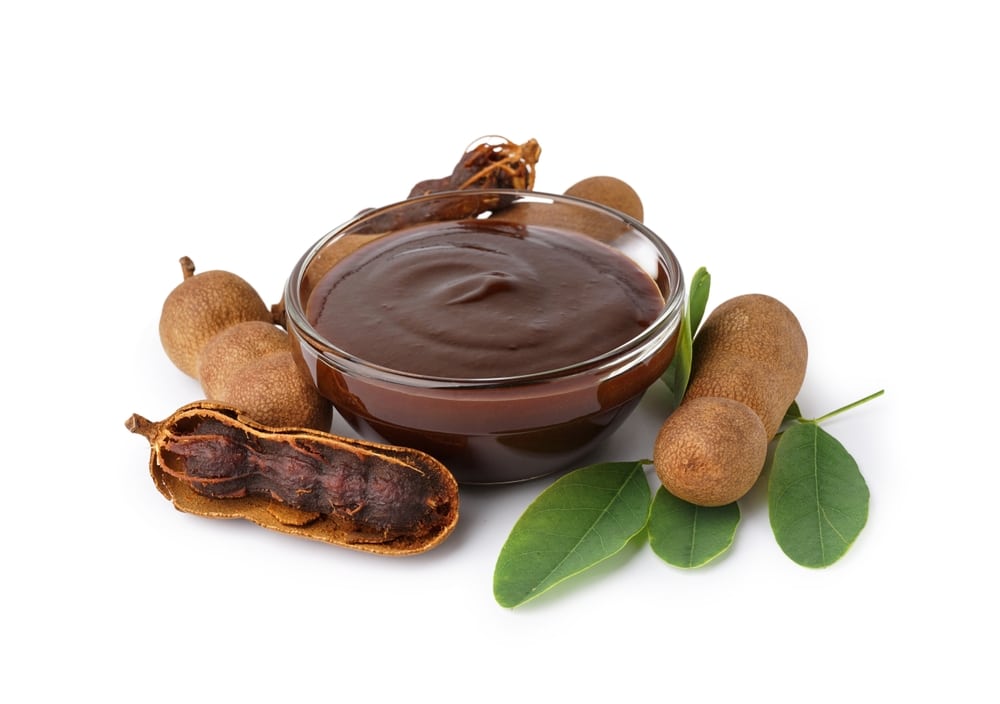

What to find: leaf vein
left=527, top=465, right=642, bottom=591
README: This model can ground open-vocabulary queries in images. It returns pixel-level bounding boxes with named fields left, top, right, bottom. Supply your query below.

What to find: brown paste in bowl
left=305, top=220, right=665, bottom=379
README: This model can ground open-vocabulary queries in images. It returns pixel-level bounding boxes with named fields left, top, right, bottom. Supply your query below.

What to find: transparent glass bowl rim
left=283, top=189, right=686, bottom=390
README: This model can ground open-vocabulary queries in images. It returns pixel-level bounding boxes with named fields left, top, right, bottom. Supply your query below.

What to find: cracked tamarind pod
left=354, top=136, right=542, bottom=235
left=408, top=135, right=541, bottom=197
left=126, top=401, right=460, bottom=555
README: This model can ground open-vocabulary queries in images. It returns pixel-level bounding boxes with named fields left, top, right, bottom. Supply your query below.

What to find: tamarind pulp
left=126, top=401, right=460, bottom=555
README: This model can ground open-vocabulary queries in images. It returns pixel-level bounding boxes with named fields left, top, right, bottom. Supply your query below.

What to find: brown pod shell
left=125, top=401, right=460, bottom=555
left=654, top=396, right=768, bottom=507
left=684, top=293, right=807, bottom=439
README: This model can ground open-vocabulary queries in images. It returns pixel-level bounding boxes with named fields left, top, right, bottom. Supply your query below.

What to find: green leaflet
left=648, top=488, right=740, bottom=568
left=661, top=314, right=692, bottom=411
left=782, top=400, right=803, bottom=426
left=493, top=461, right=651, bottom=608
left=768, top=422, right=870, bottom=567
left=687, top=266, right=711, bottom=333
left=661, top=266, right=710, bottom=410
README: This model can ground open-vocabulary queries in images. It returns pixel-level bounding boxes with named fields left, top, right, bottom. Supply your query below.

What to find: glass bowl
left=283, top=190, right=685, bottom=485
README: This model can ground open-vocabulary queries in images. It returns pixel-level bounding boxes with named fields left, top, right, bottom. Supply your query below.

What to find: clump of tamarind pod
left=654, top=294, right=808, bottom=506
left=159, top=257, right=332, bottom=431
left=125, top=402, right=460, bottom=555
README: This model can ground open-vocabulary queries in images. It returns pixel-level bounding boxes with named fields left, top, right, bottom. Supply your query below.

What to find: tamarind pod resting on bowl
left=408, top=135, right=540, bottom=197
left=293, top=137, right=543, bottom=292
left=355, top=136, right=542, bottom=234
left=125, top=401, right=460, bottom=555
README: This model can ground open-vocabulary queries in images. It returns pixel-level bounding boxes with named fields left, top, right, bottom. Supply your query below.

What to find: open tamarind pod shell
left=355, top=136, right=542, bottom=235
left=126, top=401, right=460, bottom=556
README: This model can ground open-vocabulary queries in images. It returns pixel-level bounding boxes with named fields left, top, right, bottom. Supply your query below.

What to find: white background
left=3, top=1, right=997, bottom=701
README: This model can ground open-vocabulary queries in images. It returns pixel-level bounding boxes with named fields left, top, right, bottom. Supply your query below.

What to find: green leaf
left=660, top=313, right=692, bottom=410
left=648, top=488, right=740, bottom=568
left=661, top=266, right=710, bottom=409
left=768, top=423, right=870, bottom=567
left=687, top=266, right=711, bottom=334
left=493, top=461, right=651, bottom=607
left=777, top=400, right=803, bottom=433
left=784, top=400, right=802, bottom=423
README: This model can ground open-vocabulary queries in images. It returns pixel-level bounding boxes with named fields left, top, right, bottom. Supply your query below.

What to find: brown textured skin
left=564, top=175, right=644, bottom=222
left=685, top=294, right=807, bottom=439
left=210, top=349, right=333, bottom=432
left=159, top=261, right=272, bottom=378
left=654, top=396, right=768, bottom=506
left=197, top=320, right=291, bottom=397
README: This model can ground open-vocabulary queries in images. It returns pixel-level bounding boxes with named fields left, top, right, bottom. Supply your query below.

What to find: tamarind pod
left=684, top=294, right=808, bottom=439
left=126, top=401, right=459, bottom=556
left=408, top=136, right=540, bottom=196
left=355, top=137, right=542, bottom=234
left=654, top=294, right=808, bottom=507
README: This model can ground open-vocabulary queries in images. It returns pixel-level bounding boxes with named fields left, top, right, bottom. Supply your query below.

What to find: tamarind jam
left=285, top=191, right=685, bottom=485
left=307, top=221, right=665, bottom=379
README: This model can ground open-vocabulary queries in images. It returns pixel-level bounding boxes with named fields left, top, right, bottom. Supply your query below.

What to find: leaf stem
left=805, top=389, right=884, bottom=425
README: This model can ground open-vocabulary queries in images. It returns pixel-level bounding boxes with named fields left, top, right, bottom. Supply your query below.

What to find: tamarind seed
left=159, top=256, right=272, bottom=378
